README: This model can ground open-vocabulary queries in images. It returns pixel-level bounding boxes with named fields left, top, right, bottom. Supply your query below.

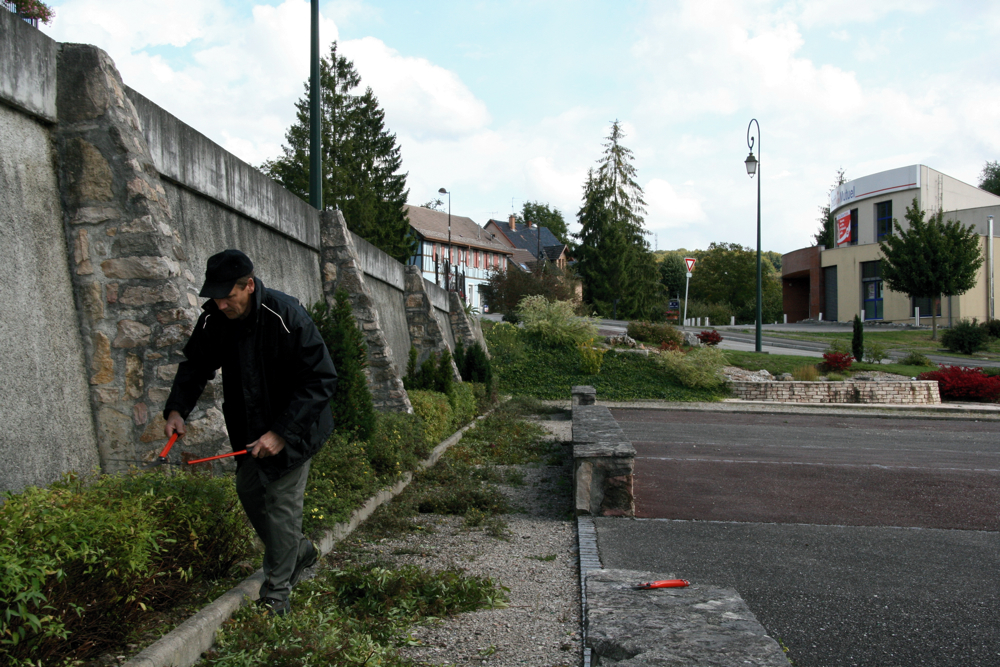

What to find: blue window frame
left=876, top=201, right=892, bottom=241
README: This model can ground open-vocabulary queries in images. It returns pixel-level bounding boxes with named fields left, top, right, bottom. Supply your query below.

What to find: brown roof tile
left=405, top=205, right=512, bottom=253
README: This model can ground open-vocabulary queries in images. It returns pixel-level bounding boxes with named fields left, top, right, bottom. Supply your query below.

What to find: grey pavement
left=592, top=406, right=1000, bottom=667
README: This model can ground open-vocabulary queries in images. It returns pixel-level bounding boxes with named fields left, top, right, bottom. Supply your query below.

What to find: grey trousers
left=236, top=458, right=312, bottom=602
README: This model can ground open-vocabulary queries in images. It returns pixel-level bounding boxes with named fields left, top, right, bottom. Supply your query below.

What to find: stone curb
left=123, top=416, right=486, bottom=667
left=577, top=516, right=602, bottom=667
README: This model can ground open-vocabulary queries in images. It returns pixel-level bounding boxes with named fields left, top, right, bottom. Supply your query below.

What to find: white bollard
left=915, top=306, right=920, bottom=326
left=706, top=317, right=710, bottom=327
left=783, top=314, right=788, bottom=324
left=819, top=312, right=823, bottom=321
left=861, top=309, right=866, bottom=321
left=730, top=316, right=735, bottom=326
left=698, top=317, right=702, bottom=327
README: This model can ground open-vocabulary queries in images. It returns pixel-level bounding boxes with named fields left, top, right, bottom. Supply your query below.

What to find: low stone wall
left=730, top=380, right=941, bottom=404
left=571, top=386, right=635, bottom=517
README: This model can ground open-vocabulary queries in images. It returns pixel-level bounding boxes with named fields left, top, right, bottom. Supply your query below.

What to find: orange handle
left=186, top=449, right=248, bottom=465
left=158, top=433, right=179, bottom=459
left=635, top=579, right=690, bottom=589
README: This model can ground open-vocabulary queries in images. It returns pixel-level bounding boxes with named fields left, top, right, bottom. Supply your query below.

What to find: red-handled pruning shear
left=186, top=449, right=250, bottom=465
left=633, top=579, right=690, bottom=590
left=140, top=432, right=181, bottom=468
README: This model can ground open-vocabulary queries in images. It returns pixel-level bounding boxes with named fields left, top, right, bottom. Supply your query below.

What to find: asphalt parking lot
left=595, top=408, right=1000, bottom=667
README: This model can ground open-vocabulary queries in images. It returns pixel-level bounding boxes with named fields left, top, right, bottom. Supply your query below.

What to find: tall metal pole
left=309, top=0, right=322, bottom=210
left=990, top=215, right=995, bottom=321
left=747, top=119, right=762, bottom=352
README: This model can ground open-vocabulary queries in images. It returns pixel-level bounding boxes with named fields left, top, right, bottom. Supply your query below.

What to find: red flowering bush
left=12, top=0, right=54, bottom=23
left=918, top=365, right=1000, bottom=402
left=696, top=330, right=723, bottom=346
left=822, top=352, right=853, bottom=372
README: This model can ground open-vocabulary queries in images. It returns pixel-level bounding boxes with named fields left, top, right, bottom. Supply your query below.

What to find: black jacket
left=164, top=278, right=337, bottom=483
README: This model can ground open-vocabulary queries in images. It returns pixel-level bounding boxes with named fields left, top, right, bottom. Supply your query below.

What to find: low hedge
left=0, top=472, right=254, bottom=665
left=918, top=365, right=1000, bottom=402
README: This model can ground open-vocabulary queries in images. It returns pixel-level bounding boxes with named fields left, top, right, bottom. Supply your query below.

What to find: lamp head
left=438, top=187, right=448, bottom=194
left=745, top=152, right=758, bottom=178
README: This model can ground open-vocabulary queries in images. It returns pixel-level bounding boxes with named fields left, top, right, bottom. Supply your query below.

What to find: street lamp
left=309, top=0, right=322, bottom=210
left=745, top=119, right=762, bottom=353
left=438, top=188, right=451, bottom=290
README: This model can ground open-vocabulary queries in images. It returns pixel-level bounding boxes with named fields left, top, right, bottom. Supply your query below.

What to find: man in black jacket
left=163, top=249, right=337, bottom=616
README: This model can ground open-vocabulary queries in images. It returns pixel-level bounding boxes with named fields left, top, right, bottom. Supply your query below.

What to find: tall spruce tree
left=574, top=122, right=663, bottom=320
left=879, top=199, right=984, bottom=339
left=262, top=43, right=414, bottom=263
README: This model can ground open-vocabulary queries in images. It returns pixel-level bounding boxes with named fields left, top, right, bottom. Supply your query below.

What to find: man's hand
left=250, top=431, right=287, bottom=458
left=165, top=411, right=187, bottom=438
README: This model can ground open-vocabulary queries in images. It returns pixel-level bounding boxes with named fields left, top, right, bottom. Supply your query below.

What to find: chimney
left=526, top=220, right=532, bottom=229
left=509, top=214, right=516, bottom=231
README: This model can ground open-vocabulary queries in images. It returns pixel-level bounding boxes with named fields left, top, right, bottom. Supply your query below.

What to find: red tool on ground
left=633, top=579, right=690, bottom=590
left=186, top=449, right=250, bottom=465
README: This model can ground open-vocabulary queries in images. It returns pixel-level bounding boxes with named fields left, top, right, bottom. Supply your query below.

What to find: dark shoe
left=290, top=539, right=318, bottom=587
left=256, top=596, right=290, bottom=617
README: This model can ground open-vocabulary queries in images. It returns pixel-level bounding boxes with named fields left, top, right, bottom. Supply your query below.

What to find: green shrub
left=408, top=389, right=454, bottom=447
left=852, top=314, right=864, bottom=362
left=449, top=413, right=554, bottom=466
left=655, top=346, right=727, bottom=389
left=310, top=291, right=376, bottom=441
left=517, top=295, right=597, bottom=347
left=0, top=472, right=254, bottom=665
left=628, top=321, right=683, bottom=347
left=864, top=341, right=888, bottom=364
left=900, top=351, right=934, bottom=367
left=462, top=341, right=493, bottom=385
left=447, top=382, right=477, bottom=430
left=437, top=348, right=455, bottom=395
left=471, top=379, right=499, bottom=414
left=578, top=340, right=606, bottom=375
left=305, top=432, right=378, bottom=532
left=942, top=319, right=990, bottom=354
left=982, top=319, right=1000, bottom=339
left=404, top=348, right=456, bottom=394
left=453, top=339, right=467, bottom=379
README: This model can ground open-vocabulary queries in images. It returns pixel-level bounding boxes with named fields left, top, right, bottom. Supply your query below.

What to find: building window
left=912, top=296, right=941, bottom=318
left=876, top=201, right=892, bottom=241
left=861, top=260, right=883, bottom=320
left=850, top=208, right=858, bottom=245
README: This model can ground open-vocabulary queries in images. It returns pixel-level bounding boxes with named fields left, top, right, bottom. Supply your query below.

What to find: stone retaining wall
left=730, top=380, right=941, bottom=404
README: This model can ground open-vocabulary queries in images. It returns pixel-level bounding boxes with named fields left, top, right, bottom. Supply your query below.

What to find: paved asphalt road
left=595, top=409, right=1000, bottom=667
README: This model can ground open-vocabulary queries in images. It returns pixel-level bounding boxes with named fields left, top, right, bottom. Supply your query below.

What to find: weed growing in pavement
left=202, top=564, right=507, bottom=666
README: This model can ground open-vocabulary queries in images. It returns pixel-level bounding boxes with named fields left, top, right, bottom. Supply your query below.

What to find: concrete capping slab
left=585, top=568, right=791, bottom=666
left=573, top=442, right=636, bottom=459
left=571, top=394, right=635, bottom=517
left=122, top=415, right=487, bottom=667
left=577, top=517, right=602, bottom=667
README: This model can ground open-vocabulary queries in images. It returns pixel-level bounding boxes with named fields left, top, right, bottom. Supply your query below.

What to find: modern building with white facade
left=782, top=165, right=1000, bottom=324
left=404, top=205, right=513, bottom=311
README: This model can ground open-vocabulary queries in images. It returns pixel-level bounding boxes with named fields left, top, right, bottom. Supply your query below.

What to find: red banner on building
left=836, top=210, right=851, bottom=246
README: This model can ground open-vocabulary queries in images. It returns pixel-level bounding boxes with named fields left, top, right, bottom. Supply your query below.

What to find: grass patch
left=486, top=323, right=726, bottom=400
left=724, top=350, right=934, bottom=379
left=735, top=328, right=1000, bottom=360
left=202, top=564, right=507, bottom=666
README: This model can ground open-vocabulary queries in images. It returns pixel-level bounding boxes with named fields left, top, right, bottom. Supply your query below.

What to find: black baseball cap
left=199, top=249, right=254, bottom=299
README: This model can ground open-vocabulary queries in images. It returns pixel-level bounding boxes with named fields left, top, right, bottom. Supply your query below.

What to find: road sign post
left=682, top=257, right=696, bottom=327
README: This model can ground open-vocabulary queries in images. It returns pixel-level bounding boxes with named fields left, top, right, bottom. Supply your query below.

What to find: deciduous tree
left=978, top=160, right=1000, bottom=197
left=814, top=169, right=847, bottom=247
left=516, top=201, right=570, bottom=246
left=879, top=199, right=984, bottom=339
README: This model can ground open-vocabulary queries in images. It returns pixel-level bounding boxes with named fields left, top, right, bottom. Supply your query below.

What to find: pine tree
left=309, top=291, right=376, bottom=441
left=574, top=122, right=663, bottom=320
left=852, top=315, right=864, bottom=362
left=262, top=43, right=414, bottom=263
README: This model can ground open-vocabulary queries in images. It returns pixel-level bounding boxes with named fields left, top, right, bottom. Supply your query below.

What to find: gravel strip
left=324, top=414, right=582, bottom=667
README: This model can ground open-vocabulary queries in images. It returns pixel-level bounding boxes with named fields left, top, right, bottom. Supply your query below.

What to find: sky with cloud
left=40, top=0, right=1000, bottom=253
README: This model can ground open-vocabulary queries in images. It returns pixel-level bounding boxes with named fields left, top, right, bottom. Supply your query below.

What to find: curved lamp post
left=438, top=188, right=451, bottom=290
left=745, top=119, right=762, bottom=353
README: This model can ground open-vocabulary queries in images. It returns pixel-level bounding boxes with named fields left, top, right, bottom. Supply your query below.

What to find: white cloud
left=341, top=37, right=490, bottom=141
left=645, top=179, right=706, bottom=228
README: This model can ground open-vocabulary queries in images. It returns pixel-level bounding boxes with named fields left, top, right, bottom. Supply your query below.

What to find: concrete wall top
left=353, top=232, right=404, bottom=290
left=949, top=204, right=1000, bottom=236
left=0, top=10, right=58, bottom=121
left=126, top=87, right=320, bottom=250
left=425, top=277, right=449, bottom=311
